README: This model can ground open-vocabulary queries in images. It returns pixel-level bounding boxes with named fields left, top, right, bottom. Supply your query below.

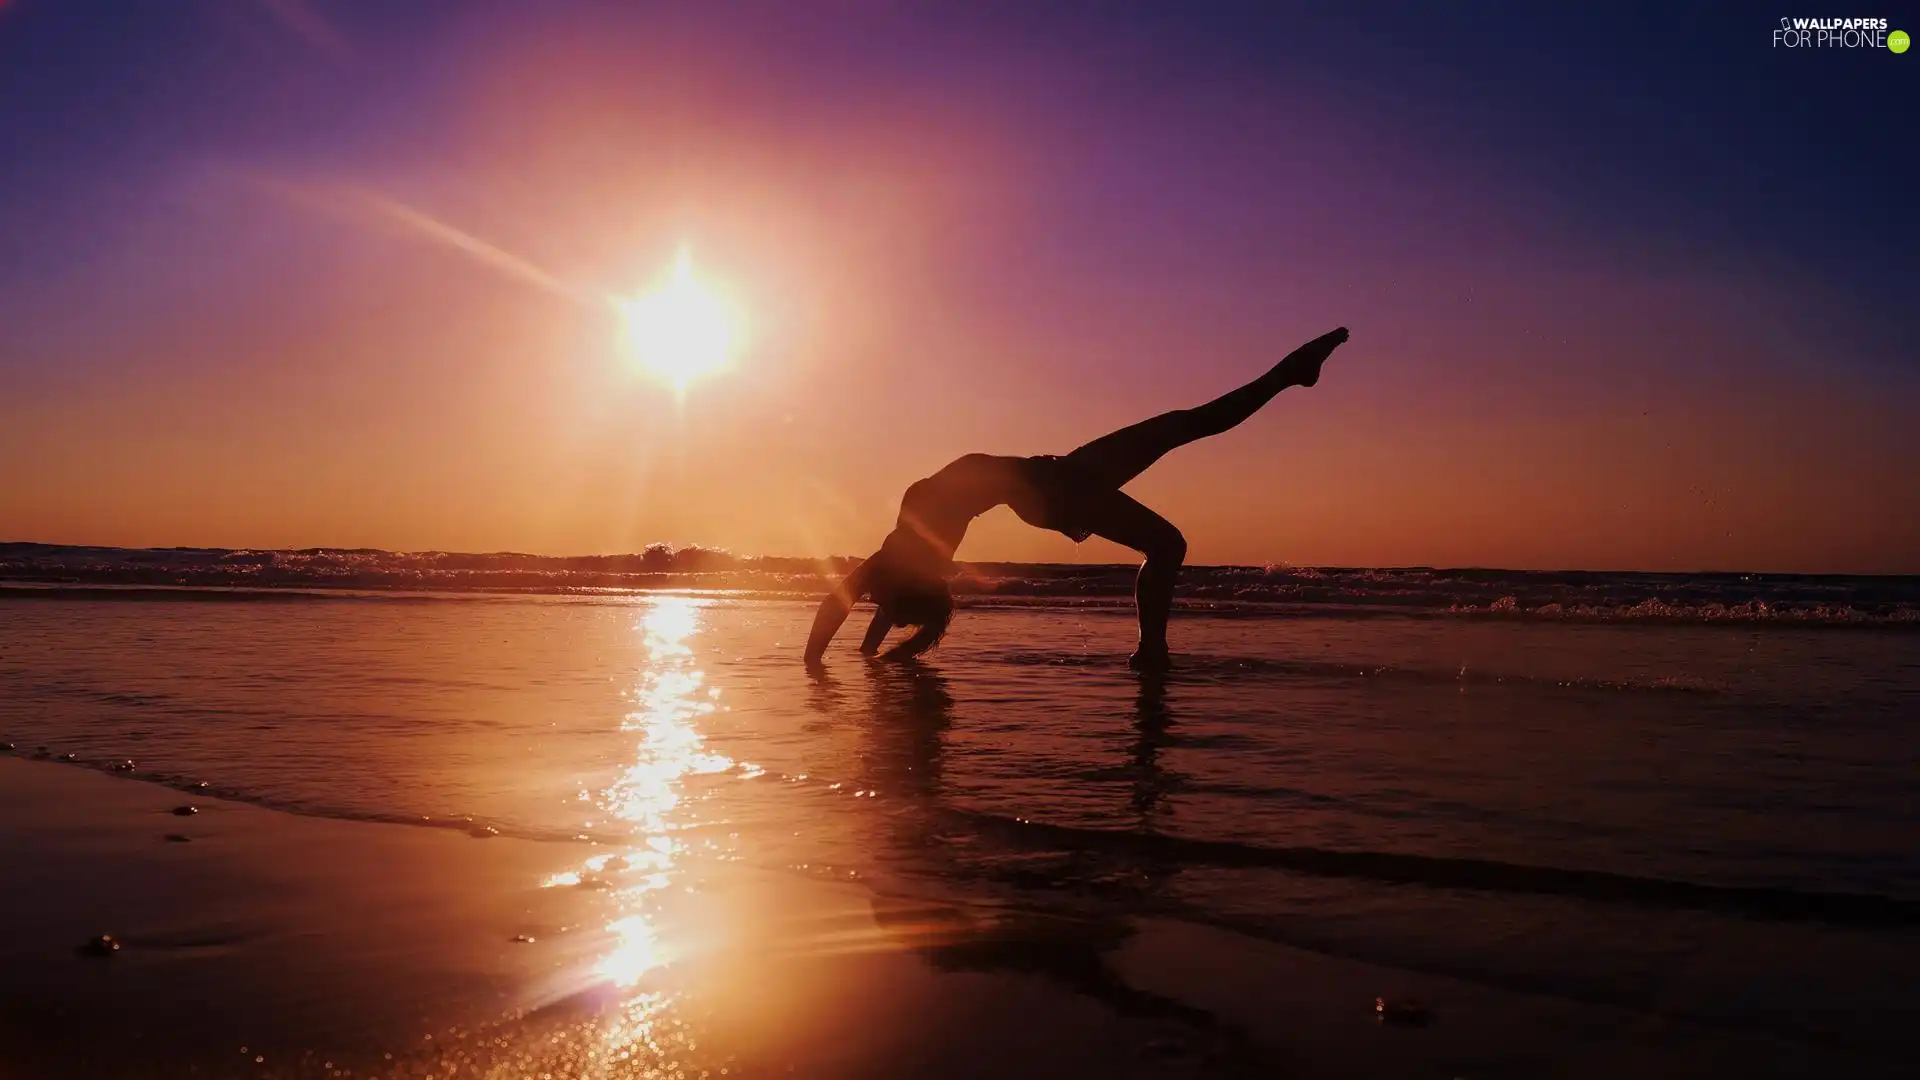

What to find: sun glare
left=619, top=250, right=739, bottom=393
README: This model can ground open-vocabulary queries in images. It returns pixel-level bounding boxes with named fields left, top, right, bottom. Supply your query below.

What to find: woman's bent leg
left=1074, top=489, right=1187, bottom=668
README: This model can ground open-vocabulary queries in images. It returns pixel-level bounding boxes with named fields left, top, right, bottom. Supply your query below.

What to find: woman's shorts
left=1007, top=455, right=1102, bottom=543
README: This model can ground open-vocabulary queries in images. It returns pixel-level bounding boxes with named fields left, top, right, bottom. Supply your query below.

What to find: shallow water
left=8, top=541, right=1920, bottom=625
left=2, top=588, right=1916, bottom=1059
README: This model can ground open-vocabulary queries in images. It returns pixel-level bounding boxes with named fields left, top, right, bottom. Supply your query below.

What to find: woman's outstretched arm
left=804, top=562, right=870, bottom=666
left=859, top=609, right=896, bottom=654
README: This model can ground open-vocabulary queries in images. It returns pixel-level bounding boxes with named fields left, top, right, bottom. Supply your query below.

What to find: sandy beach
left=0, top=753, right=1902, bottom=1079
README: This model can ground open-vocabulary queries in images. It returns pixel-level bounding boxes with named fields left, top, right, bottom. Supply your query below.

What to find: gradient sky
left=2, top=1, right=1915, bottom=572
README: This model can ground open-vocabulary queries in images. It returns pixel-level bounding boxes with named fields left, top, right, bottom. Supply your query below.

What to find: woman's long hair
left=864, top=557, right=954, bottom=651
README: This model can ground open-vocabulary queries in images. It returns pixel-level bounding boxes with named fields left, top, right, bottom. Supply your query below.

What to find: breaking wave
left=4, top=542, right=1917, bottom=627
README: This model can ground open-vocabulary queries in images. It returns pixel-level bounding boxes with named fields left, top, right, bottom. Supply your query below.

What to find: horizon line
left=2, top=540, right=1915, bottom=580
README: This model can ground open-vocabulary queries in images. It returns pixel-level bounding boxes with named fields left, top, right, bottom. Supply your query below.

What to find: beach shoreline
left=1, top=754, right=1905, bottom=1079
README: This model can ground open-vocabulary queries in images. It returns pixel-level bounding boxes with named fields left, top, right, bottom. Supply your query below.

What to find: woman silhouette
left=805, top=326, right=1349, bottom=669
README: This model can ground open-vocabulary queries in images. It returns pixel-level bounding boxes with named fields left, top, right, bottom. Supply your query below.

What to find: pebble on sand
left=79, top=935, right=121, bottom=957
left=59, top=752, right=77, bottom=762
left=172, top=805, right=199, bottom=816
left=1375, top=996, right=1433, bottom=1027
left=1, top=742, right=14, bottom=752
left=511, top=934, right=537, bottom=944
left=1141, top=1038, right=1190, bottom=1059
left=110, top=760, right=135, bottom=772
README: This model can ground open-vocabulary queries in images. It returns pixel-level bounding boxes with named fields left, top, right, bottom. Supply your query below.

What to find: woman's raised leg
left=1062, top=327, right=1348, bottom=489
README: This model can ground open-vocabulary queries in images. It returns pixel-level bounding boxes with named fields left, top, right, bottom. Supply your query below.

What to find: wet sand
left=0, top=756, right=1901, bottom=1079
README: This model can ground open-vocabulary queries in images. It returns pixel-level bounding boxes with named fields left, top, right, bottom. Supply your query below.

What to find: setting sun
left=619, top=250, right=740, bottom=393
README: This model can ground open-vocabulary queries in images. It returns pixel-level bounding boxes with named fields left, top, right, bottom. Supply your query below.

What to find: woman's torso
left=892, top=454, right=1086, bottom=564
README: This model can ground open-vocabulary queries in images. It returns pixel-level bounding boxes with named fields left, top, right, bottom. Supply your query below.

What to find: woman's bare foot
left=1279, top=326, right=1349, bottom=387
left=1128, top=647, right=1173, bottom=672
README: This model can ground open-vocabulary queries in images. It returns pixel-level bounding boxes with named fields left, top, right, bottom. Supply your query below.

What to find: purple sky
left=2, top=2, right=1914, bottom=571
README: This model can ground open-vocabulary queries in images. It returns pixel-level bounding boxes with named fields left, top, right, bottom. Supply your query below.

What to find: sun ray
left=241, top=173, right=591, bottom=303
left=348, top=188, right=585, bottom=301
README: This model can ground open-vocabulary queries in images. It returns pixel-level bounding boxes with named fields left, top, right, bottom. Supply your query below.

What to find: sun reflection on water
left=546, top=596, right=736, bottom=992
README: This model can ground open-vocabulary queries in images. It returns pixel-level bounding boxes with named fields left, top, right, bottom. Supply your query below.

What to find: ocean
left=2, top=547, right=1917, bottom=1064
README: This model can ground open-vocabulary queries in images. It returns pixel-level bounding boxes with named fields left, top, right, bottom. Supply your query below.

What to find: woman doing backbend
left=804, top=326, right=1350, bottom=670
